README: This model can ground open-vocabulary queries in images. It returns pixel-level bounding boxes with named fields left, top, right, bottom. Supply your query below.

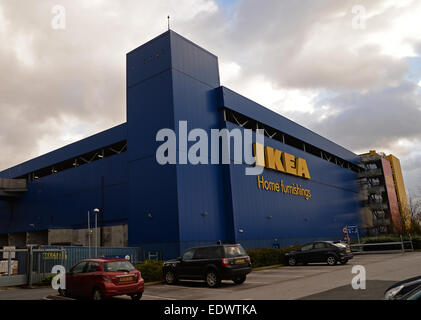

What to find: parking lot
left=136, top=252, right=421, bottom=300
left=0, top=252, right=420, bottom=300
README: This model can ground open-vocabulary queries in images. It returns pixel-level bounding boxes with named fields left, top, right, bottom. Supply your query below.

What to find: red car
left=60, top=258, right=144, bottom=300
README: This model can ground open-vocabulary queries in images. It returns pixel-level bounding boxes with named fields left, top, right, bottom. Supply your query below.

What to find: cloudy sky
left=1, top=0, right=421, bottom=194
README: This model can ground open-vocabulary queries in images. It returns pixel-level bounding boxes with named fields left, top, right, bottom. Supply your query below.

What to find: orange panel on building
left=381, top=158, right=401, bottom=233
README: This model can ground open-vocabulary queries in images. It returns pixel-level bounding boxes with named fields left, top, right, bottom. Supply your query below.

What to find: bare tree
left=408, top=190, right=421, bottom=230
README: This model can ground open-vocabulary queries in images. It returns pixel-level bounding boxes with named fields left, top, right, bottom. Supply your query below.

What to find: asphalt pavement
left=0, top=252, right=420, bottom=300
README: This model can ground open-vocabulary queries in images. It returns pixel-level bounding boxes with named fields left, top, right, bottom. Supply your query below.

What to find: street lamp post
left=87, top=210, right=91, bottom=258
left=93, top=208, right=100, bottom=257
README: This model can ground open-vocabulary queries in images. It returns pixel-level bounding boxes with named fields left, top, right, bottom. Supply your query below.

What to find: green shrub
left=135, top=260, right=164, bottom=282
left=246, top=246, right=300, bottom=268
left=38, top=274, right=55, bottom=286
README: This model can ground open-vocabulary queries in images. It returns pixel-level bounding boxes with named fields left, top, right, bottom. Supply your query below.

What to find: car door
left=191, top=248, right=207, bottom=278
left=78, top=261, right=100, bottom=297
left=177, top=249, right=196, bottom=278
left=192, top=247, right=220, bottom=279
left=310, top=242, right=328, bottom=262
left=67, top=261, right=88, bottom=296
left=298, top=243, right=314, bottom=263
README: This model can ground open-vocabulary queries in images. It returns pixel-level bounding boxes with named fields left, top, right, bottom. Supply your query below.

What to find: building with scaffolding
left=0, top=30, right=365, bottom=258
left=359, top=151, right=410, bottom=235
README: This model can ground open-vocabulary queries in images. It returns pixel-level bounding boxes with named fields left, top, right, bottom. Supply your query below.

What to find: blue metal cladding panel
left=170, top=31, right=220, bottom=88
left=126, top=31, right=172, bottom=88
left=168, top=32, right=227, bottom=246
left=127, top=158, right=179, bottom=245
left=0, top=123, right=127, bottom=179
left=0, top=153, right=129, bottom=234
left=176, top=157, right=228, bottom=243
left=127, top=70, right=175, bottom=160
left=217, top=87, right=360, bottom=165
left=126, top=32, right=180, bottom=247
left=225, top=122, right=361, bottom=245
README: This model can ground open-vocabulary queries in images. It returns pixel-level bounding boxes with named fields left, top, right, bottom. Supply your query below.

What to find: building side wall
left=217, top=87, right=360, bottom=165
left=381, top=158, right=401, bottom=233
left=387, top=155, right=411, bottom=230
left=169, top=33, right=231, bottom=253
left=381, top=158, right=402, bottom=233
left=225, top=122, right=361, bottom=248
left=0, top=153, right=129, bottom=236
left=126, top=32, right=180, bottom=258
left=0, top=124, right=127, bottom=179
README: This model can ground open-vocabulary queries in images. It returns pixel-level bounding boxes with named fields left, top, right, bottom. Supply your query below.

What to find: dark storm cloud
left=1, top=0, right=421, bottom=193
left=0, top=0, right=219, bottom=170
left=185, top=0, right=409, bottom=91
left=302, top=82, right=421, bottom=151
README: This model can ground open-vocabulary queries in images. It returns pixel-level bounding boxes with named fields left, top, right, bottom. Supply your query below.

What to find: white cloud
left=1, top=0, right=421, bottom=192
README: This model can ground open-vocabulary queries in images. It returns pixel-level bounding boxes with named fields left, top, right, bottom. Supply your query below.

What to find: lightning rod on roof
left=167, top=15, right=170, bottom=30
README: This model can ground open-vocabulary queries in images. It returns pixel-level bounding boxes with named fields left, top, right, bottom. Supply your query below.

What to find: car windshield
left=104, top=261, right=135, bottom=272
left=224, top=245, right=246, bottom=258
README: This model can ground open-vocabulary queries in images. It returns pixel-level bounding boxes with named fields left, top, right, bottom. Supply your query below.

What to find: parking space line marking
left=143, top=294, right=176, bottom=300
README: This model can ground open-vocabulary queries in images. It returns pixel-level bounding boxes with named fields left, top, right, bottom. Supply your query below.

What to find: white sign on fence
left=2, top=247, right=16, bottom=259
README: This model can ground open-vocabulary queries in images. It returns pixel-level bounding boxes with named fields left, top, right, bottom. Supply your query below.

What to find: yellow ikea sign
left=253, top=143, right=311, bottom=179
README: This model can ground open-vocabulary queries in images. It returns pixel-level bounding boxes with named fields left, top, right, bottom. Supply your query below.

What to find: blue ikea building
left=0, top=31, right=362, bottom=259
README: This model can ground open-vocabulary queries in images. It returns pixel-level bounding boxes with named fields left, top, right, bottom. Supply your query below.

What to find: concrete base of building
left=4, top=224, right=128, bottom=248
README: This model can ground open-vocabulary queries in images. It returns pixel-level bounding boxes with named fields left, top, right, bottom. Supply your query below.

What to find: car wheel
left=58, top=288, right=67, bottom=297
left=288, top=257, right=297, bottom=266
left=205, top=270, right=221, bottom=288
left=232, top=275, right=246, bottom=285
left=340, top=259, right=348, bottom=265
left=165, top=270, right=177, bottom=285
left=130, top=292, right=143, bottom=301
left=327, top=256, right=337, bottom=266
left=92, top=288, right=103, bottom=301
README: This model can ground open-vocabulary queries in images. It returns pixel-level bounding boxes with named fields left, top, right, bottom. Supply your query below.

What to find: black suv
left=285, top=241, right=353, bottom=266
left=163, top=244, right=252, bottom=287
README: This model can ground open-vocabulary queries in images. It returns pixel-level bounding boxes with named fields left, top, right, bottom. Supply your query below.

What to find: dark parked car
left=384, top=276, right=421, bottom=300
left=285, top=241, right=353, bottom=266
left=163, top=244, right=252, bottom=288
left=400, top=285, right=421, bottom=300
left=60, top=258, right=144, bottom=300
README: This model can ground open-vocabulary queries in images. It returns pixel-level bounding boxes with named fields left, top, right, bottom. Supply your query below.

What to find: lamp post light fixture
left=87, top=210, right=90, bottom=257
left=93, top=208, right=100, bottom=257
left=87, top=211, right=94, bottom=258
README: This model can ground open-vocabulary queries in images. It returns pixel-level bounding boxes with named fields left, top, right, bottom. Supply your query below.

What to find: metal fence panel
left=0, top=246, right=142, bottom=287
left=0, top=248, right=29, bottom=287
left=39, top=246, right=142, bottom=271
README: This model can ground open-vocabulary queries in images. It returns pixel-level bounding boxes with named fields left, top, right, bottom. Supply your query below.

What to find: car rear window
left=224, top=245, right=247, bottom=258
left=194, top=247, right=221, bottom=259
left=104, top=261, right=135, bottom=272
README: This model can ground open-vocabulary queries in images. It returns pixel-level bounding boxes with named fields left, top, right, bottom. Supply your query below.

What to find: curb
left=252, top=264, right=284, bottom=271
left=43, top=294, right=75, bottom=300
left=145, top=281, right=164, bottom=286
